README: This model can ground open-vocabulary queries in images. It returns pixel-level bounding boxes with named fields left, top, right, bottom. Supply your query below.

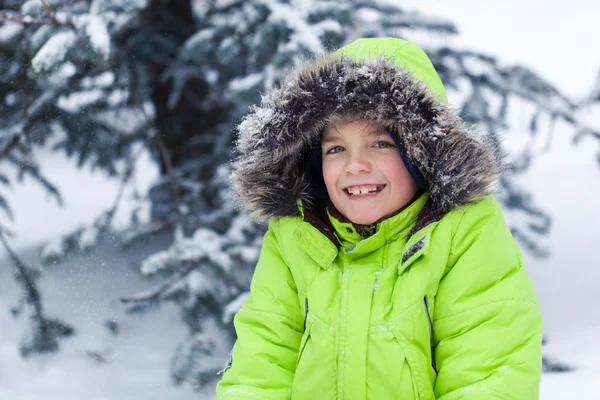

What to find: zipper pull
left=303, top=297, right=309, bottom=331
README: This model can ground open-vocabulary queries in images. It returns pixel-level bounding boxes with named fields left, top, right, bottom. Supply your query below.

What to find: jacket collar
left=295, top=192, right=430, bottom=270
left=327, top=192, right=429, bottom=249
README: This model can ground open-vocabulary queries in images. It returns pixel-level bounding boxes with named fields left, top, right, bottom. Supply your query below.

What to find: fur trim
left=231, top=54, right=504, bottom=220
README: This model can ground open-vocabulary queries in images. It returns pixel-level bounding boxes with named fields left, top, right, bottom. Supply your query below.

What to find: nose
left=344, top=150, right=372, bottom=175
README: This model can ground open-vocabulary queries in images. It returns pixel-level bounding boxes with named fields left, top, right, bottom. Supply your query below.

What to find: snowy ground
left=0, top=233, right=217, bottom=400
left=541, top=327, right=600, bottom=399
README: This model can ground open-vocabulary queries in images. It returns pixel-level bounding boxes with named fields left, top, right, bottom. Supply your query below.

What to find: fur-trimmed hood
left=231, top=37, right=503, bottom=221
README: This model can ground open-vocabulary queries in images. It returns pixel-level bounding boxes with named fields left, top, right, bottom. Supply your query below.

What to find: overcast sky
left=398, top=0, right=600, bottom=98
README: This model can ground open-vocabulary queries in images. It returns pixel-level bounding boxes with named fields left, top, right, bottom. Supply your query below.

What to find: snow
left=228, top=245, right=260, bottom=264
left=183, top=28, right=215, bottom=49
left=462, top=55, right=495, bottom=76
left=29, top=25, right=53, bottom=52
left=139, top=227, right=232, bottom=276
left=205, top=69, right=219, bottom=85
left=186, top=270, right=212, bottom=297
left=0, top=21, right=22, bottom=43
left=40, top=237, right=66, bottom=262
left=90, top=0, right=149, bottom=15
left=92, top=106, right=150, bottom=136
left=106, top=88, right=129, bottom=106
left=0, top=140, right=159, bottom=253
left=238, top=107, right=275, bottom=146
left=31, top=30, right=78, bottom=74
left=82, top=15, right=112, bottom=60
left=54, top=11, right=69, bottom=26
left=395, top=0, right=600, bottom=99
left=140, top=250, right=173, bottom=276
left=20, top=0, right=44, bottom=17
left=259, top=0, right=325, bottom=54
left=589, top=72, right=600, bottom=103
left=81, top=71, right=116, bottom=88
left=222, top=292, right=249, bottom=324
left=143, top=100, right=156, bottom=119
left=45, top=62, right=78, bottom=87
left=89, top=0, right=148, bottom=33
left=78, top=226, right=100, bottom=251
left=312, top=19, right=343, bottom=36
left=0, top=236, right=214, bottom=400
left=57, top=89, right=104, bottom=113
left=0, top=122, right=24, bottom=146
left=4, top=93, right=16, bottom=107
left=191, top=0, right=241, bottom=20
left=179, top=29, right=214, bottom=62
left=540, top=326, right=600, bottom=399
left=229, top=73, right=264, bottom=92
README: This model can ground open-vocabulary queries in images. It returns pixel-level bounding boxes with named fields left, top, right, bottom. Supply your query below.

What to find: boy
left=217, top=37, right=543, bottom=399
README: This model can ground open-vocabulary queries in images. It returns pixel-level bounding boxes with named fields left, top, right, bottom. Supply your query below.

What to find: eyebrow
left=321, top=135, right=340, bottom=145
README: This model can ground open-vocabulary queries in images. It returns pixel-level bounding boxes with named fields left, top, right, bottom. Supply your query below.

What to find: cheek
left=322, top=159, right=340, bottom=189
left=379, top=158, right=414, bottom=187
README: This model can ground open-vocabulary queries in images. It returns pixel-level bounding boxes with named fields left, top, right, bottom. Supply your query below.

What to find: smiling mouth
left=343, top=184, right=386, bottom=197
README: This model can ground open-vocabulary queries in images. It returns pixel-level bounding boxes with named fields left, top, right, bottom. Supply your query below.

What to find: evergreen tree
left=1, top=0, right=598, bottom=390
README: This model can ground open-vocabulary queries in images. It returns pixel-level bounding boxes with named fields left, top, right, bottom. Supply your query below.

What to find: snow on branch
left=40, top=145, right=148, bottom=264
left=72, top=13, right=111, bottom=61
left=31, top=29, right=77, bottom=73
left=222, top=292, right=249, bottom=324
left=0, top=228, right=74, bottom=357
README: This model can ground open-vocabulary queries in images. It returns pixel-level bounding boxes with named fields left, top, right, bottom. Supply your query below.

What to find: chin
left=346, top=212, right=381, bottom=226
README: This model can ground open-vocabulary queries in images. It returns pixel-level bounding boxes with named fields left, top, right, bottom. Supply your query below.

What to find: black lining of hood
left=407, top=197, right=445, bottom=240
left=303, top=200, right=340, bottom=247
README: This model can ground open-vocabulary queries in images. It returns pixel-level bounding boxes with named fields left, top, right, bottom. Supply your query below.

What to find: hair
left=322, top=113, right=393, bottom=134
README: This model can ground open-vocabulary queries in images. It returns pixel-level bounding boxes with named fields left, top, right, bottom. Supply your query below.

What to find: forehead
left=322, top=121, right=388, bottom=141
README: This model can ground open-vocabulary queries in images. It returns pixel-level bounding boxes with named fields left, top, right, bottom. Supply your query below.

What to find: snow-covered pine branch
left=0, top=229, right=75, bottom=357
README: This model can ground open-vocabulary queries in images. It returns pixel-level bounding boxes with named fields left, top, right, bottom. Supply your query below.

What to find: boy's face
left=321, top=120, right=418, bottom=225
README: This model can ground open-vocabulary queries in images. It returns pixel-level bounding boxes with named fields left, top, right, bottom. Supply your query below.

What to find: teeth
left=347, top=185, right=381, bottom=196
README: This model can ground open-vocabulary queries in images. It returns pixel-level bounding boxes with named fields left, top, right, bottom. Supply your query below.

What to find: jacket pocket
left=297, top=316, right=313, bottom=365
left=292, top=316, right=338, bottom=399
left=390, top=300, right=436, bottom=400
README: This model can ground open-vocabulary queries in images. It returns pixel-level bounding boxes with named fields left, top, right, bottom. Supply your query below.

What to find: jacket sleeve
left=216, top=218, right=304, bottom=399
left=433, top=197, right=543, bottom=400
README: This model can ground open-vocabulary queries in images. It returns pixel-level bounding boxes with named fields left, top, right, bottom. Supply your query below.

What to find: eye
left=326, top=145, right=345, bottom=154
left=373, top=141, right=395, bottom=148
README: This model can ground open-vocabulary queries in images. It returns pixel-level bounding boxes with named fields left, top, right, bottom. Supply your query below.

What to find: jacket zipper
left=424, top=295, right=437, bottom=373
left=362, top=223, right=377, bottom=238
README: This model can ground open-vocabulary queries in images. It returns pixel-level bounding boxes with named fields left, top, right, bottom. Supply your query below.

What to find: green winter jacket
left=218, top=37, right=543, bottom=399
